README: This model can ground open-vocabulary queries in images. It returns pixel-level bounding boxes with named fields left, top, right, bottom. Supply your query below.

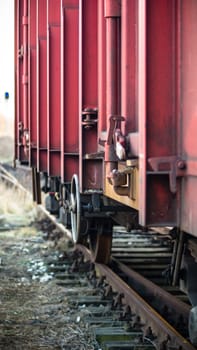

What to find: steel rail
left=76, top=244, right=196, bottom=350
left=111, top=257, right=191, bottom=326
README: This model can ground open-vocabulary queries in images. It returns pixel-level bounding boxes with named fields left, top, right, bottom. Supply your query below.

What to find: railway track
left=0, top=163, right=196, bottom=349
left=75, top=242, right=195, bottom=350
left=48, top=249, right=157, bottom=349
left=43, top=241, right=195, bottom=350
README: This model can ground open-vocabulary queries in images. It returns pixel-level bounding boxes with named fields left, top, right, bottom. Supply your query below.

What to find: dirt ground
left=0, top=182, right=96, bottom=350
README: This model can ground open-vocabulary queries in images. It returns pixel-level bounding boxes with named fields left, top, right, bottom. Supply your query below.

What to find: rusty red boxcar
left=15, top=0, right=197, bottom=333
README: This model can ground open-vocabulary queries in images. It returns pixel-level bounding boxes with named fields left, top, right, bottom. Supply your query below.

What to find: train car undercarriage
left=32, top=169, right=197, bottom=342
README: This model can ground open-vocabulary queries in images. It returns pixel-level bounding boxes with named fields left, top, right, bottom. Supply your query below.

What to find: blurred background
left=0, top=0, right=14, bottom=162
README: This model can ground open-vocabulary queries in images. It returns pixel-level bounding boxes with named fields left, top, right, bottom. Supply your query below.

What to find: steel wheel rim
left=70, top=174, right=81, bottom=243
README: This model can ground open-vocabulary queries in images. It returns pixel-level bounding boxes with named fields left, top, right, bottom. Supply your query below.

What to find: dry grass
left=0, top=179, right=97, bottom=350
left=0, top=227, right=96, bottom=349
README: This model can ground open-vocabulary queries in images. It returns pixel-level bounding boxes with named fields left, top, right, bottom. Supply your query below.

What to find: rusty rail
left=76, top=244, right=195, bottom=350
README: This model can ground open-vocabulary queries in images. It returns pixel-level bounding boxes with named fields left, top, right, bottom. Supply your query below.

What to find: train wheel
left=89, top=225, right=112, bottom=264
left=70, top=174, right=87, bottom=245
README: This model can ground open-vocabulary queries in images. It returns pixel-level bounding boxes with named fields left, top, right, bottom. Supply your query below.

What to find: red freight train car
left=15, top=0, right=197, bottom=329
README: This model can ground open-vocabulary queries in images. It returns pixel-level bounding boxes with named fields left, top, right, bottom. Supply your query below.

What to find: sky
left=0, top=0, right=14, bottom=137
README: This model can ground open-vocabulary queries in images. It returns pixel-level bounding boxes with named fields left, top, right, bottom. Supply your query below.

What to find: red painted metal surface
left=79, top=0, right=101, bottom=192
left=145, top=0, right=178, bottom=226
left=15, top=0, right=28, bottom=164
left=14, top=0, right=197, bottom=237
left=98, top=0, right=106, bottom=139
left=29, top=0, right=37, bottom=167
left=47, top=0, right=61, bottom=177
left=105, top=0, right=120, bottom=125
left=104, top=0, right=121, bottom=188
left=22, top=0, right=28, bottom=133
left=121, top=0, right=137, bottom=135
left=138, top=0, right=146, bottom=225
left=61, top=0, right=79, bottom=182
left=37, top=0, right=48, bottom=172
left=179, top=0, right=197, bottom=237
left=15, top=0, right=20, bottom=162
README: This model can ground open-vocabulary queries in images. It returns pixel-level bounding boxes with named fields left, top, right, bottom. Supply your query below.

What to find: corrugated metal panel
left=79, top=0, right=101, bottom=191
left=29, top=0, right=37, bottom=167
left=37, top=0, right=48, bottom=172
left=47, top=0, right=61, bottom=177
left=61, top=0, right=79, bottom=182
left=180, top=0, right=197, bottom=237
left=14, top=0, right=197, bottom=236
